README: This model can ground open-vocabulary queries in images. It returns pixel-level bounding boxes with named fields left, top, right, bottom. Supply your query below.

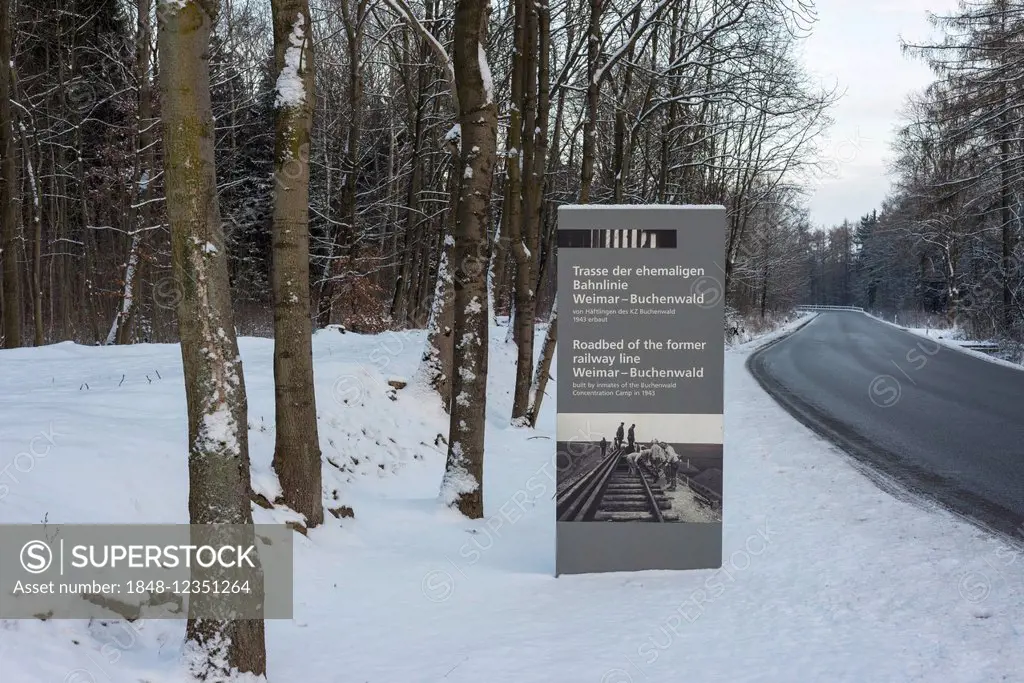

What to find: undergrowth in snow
left=725, top=307, right=814, bottom=348
left=867, top=311, right=1024, bottom=370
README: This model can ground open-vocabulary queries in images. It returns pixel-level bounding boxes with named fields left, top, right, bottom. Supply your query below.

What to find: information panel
left=555, top=205, right=725, bottom=575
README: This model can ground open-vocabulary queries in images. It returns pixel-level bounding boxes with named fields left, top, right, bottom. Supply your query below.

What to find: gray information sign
left=555, top=205, right=725, bottom=575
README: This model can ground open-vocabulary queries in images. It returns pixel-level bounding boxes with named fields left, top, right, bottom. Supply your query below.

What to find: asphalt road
left=749, top=311, right=1024, bottom=539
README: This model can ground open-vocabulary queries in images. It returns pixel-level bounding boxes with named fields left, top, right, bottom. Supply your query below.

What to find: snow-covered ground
left=867, top=311, right=1024, bottom=373
left=2, top=317, right=1023, bottom=682
left=867, top=310, right=975, bottom=347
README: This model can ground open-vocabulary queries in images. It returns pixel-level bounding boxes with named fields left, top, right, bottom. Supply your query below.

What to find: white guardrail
left=795, top=305, right=864, bottom=312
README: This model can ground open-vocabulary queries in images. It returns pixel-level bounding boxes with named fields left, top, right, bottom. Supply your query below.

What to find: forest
left=0, top=0, right=833, bottom=677
left=0, top=0, right=835, bottom=350
left=813, top=1, right=1024, bottom=346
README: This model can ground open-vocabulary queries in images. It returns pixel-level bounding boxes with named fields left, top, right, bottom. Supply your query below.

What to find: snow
left=438, top=443, right=479, bottom=508
left=198, top=405, right=238, bottom=451
left=274, top=15, right=307, bottom=109
left=1, top=320, right=1024, bottom=681
left=478, top=42, right=493, bottom=104
left=444, top=124, right=461, bottom=142
left=866, top=311, right=1024, bottom=374
left=727, top=311, right=817, bottom=350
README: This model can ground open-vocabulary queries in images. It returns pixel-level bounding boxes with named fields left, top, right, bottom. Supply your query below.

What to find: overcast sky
left=799, top=0, right=960, bottom=228
left=557, top=413, right=723, bottom=444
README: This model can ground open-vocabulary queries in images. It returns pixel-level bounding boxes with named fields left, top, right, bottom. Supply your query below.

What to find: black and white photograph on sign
left=558, top=228, right=678, bottom=249
left=555, top=413, right=723, bottom=524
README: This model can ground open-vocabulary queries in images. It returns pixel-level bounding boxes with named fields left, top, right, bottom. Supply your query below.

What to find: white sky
left=557, top=413, right=723, bottom=444
left=799, top=0, right=961, bottom=228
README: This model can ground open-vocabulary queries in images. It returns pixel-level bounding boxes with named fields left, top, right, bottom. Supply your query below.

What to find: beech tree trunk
left=270, top=0, right=324, bottom=529
left=440, top=0, right=497, bottom=518
left=510, top=0, right=543, bottom=422
left=156, top=0, right=266, bottom=676
left=526, top=301, right=556, bottom=427
left=0, top=0, right=20, bottom=348
left=503, top=0, right=525, bottom=334
left=416, top=152, right=459, bottom=409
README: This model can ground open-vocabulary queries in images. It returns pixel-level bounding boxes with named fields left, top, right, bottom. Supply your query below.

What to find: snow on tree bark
left=526, top=301, right=556, bottom=428
left=440, top=0, right=496, bottom=518
left=155, top=0, right=266, bottom=677
left=19, top=124, right=44, bottom=346
left=408, top=8, right=462, bottom=408
left=416, top=229, right=455, bottom=410
left=270, top=0, right=324, bottom=529
left=105, top=233, right=142, bottom=346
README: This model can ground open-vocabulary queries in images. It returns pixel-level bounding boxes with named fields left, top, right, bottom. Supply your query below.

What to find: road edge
left=864, top=310, right=1024, bottom=376
left=745, top=312, right=1024, bottom=544
left=727, top=312, right=819, bottom=356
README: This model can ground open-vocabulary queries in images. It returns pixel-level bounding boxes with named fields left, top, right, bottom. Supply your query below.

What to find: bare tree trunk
left=106, top=233, right=142, bottom=345
left=21, top=128, right=43, bottom=346
left=111, top=0, right=156, bottom=346
left=510, top=0, right=543, bottom=422
left=156, top=1, right=266, bottom=676
left=578, top=0, right=601, bottom=204
left=416, top=155, right=458, bottom=409
left=414, top=216, right=437, bottom=323
left=490, top=181, right=510, bottom=314
left=0, top=0, right=20, bottom=349
left=440, top=0, right=496, bottom=519
left=612, top=10, right=642, bottom=203
left=1000, top=98, right=1013, bottom=333
left=318, top=0, right=367, bottom=328
left=526, top=301, right=555, bottom=427
left=503, top=0, right=525, bottom=343
left=271, top=0, right=324, bottom=529
left=391, top=41, right=429, bottom=324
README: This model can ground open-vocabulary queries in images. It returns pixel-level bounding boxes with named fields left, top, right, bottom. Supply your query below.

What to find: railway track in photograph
left=556, top=448, right=676, bottom=522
